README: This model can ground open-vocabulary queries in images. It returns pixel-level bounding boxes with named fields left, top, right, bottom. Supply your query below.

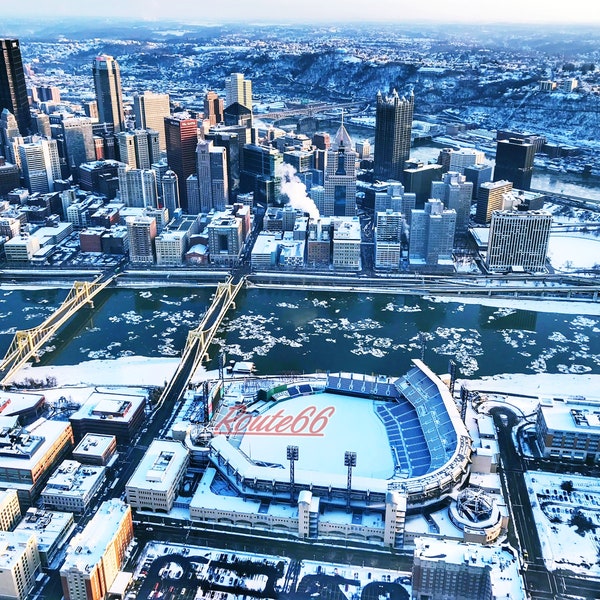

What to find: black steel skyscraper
left=493, top=137, right=535, bottom=191
left=374, top=89, right=414, bottom=182
left=0, top=39, right=32, bottom=135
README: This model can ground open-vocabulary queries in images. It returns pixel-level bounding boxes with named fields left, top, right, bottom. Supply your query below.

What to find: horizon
left=1, top=0, right=599, bottom=28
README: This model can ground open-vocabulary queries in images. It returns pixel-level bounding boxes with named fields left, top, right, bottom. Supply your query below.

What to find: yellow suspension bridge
left=155, top=274, right=246, bottom=409
left=0, top=273, right=115, bottom=387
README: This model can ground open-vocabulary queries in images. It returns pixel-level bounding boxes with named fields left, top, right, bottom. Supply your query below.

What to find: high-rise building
left=0, top=531, right=41, bottom=600
left=463, top=163, right=493, bottom=199
left=60, top=499, right=133, bottom=600
left=0, top=40, right=32, bottom=135
left=494, top=138, right=535, bottom=191
left=207, top=210, right=244, bottom=266
left=133, top=91, right=170, bottom=151
left=225, top=73, right=252, bottom=110
left=241, top=143, right=283, bottom=204
left=375, top=209, right=405, bottom=270
left=196, top=139, right=229, bottom=213
left=161, top=169, right=179, bottom=215
left=374, top=89, right=414, bottom=182
left=164, top=116, right=198, bottom=211
left=203, top=91, right=224, bottom=126
left=409, top=199, right=456, bottom=269
left=115, top=129, right=160, bottom=170
left=486, top=209, right=552, bottom=272
left=61, top=117, right=96, bottom=172
left=403, top=160, right=443, bottom=206
left=19, top=138, right=61, bottom=193
left=0, top=156, right=20, bottom=196
left=430, top=171, right=473, bottom=236
left=126, top=215, right=157, bottom=264
left=475, top=179, right=513, bottom=224
left=118, top=165, right=157, bottom=208
left=92, top=55, right=125, bottom=132
left=323, top=124, right=357, bottom=217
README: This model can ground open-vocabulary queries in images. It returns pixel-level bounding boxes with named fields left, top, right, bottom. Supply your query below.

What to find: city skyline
left=1, top=0, right=599, bottom=25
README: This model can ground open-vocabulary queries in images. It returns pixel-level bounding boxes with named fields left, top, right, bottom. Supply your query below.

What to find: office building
left=155, top=230, right=187, bottom=265
left=207, top=211, right=244, bottom=266
left=0, top=157, right=20, bottom=196
left=323, top=124, right=357, bottom=217
left=133, top=91, right=170, bottom=151
left=475, top=180, right=513, bottom=224
left=0, top=40, right=32, bottom=135
left=206, top=128, right=241, bottom=197
left=41, top=460, right=106, bottom=514
left=19, top=138, right=61, bottom=194
left=203, top=91, right=224, bottom=126
left=409, top=199, right=456, bottom=269
left=437, top=147, right=485, bottom=174
left=332, top=217, right=361, bottom=270
left=126, top=440, right=189, bottom=513
left=0, top=490, right=20, bottom=532
left=60, top=499, right=133, bottom=600
left=196, top=139, right=229, bottom=213
left=486, top=209, right=551, bottom=272
left=241, top=144, right=282, bottom=204
left=15, top=508, right=74, bottom=568
left=375, top=209, right=405, bottom=270
left=118, top=165, right=158, bottom=208
left=536, top=399, right=600, bottom=462
left=403, top=161, right=443, bottom=206
left=463, top=163, right=493, bottom=199
left=412, top=538, right=524, bottom=600
left=164, top=116, right=198, bottom=211
left=92, top=55, right=125, bottom=132
left=161, top=169, right=179, bottom=214
left=0, top=418, right=74, bottom=508
left=225, top=73, right=252, bottom=110
left=430, top=171, right=473, bottom=236
left=126, top=215, right=156, bottom=264
left=61, top=117, right=95, bottom=172
left=72, top=434, right=117, bottom=467
left=494, top=137, right=535, bottom=190
left=374, top=89, right=414, bottom=182
left=0, top=531, right=41, bottom=600
left=115, top=129, right=160, bottom=170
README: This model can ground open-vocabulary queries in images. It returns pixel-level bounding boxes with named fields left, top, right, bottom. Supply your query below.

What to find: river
left=2, top=286, right=599, bottom=380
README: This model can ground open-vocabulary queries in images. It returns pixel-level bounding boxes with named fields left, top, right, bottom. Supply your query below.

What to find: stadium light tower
left=287, top=445, right=299, bottom=505
left=344, top=451, right=357, bottom=511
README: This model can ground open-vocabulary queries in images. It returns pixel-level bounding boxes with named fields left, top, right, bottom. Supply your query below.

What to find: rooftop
left=127, top=439, right=188, bottom=491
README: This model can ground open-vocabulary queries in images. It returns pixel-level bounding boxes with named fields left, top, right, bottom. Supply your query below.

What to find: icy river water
left=2, top=286, right=599, bottom=379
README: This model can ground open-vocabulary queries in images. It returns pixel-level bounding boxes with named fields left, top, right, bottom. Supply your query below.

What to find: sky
left=3, top=0, right=600, bottom=25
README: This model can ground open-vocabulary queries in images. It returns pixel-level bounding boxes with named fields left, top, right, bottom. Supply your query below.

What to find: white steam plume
left=279, top=163, right=320, bottom=219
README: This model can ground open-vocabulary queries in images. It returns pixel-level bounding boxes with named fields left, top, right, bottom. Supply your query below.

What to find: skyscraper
left=486, top=209, right=552, bottom=272
left=203, top=91, right=224, bottom=126
left=196, top=139, right=229, bottom=213
left=430, top=171, right=473, bottom=236
left=0, top=39, right=32, bottom=135
left=19, top=138, right=61, bottom=193
left=323, top=123, right=357, bottom=217
left=493, top=137, right=535, bottom=191
left=61, top=117, right=96, bottom=172
left=116, top=129, right=160, bottom=170
left=374, top=89, right=414, bottom=182
left=133, top=91, right=170, bottom=151
left=475, top=180, right=513, bottom=224
left=164, top=116, right=198, bottom=212
left=161, top=169, right=180, bottom=215
left=409, top=199, right=456, bottom=269
left=92, top=55, right=125, bottom=132
left=225, top=73, right=252, bottom=110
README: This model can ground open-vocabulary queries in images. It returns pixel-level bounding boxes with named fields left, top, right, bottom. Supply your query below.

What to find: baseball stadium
left=204, top=359, right=472, bottom=513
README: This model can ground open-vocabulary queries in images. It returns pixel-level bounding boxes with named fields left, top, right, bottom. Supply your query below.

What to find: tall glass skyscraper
left=92, top=55, right=125, bottom=132
left=374, top=90, right=414, bottom=182
left=0, top=39, right=32, bottom=135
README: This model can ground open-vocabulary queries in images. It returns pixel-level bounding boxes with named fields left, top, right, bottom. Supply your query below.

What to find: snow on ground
left=547, top=234, right=600, bottom=270
left=429, top=295, right=600, bottom=316
left=525, top=471, right=600, bottom=576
